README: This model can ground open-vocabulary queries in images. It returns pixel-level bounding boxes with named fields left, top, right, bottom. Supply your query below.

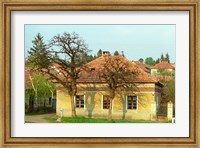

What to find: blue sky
left=25, top=24, right=176, bottom=63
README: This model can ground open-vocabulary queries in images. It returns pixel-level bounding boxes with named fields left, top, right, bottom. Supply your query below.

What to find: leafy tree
left=34, top=75, right=56, bottom=99
left=27, top=33, right=50, bottom=69
left=28, top=32, right=91, bottom=117
left=93, top=55, right=97, bottom=59
left=166, top=78, right=175, bottom=103
left=161, top=78, right=175, bottom=104
left=156, top=67, right=175, bottom=106
left=165, top=53, right=170, bottom=63
left=138, top=58, right=144, bottom=63
left=157, top=69, right=172, bottom=76
left=25, top=88, right=35, bottom=112
left=97, top=49, right=102, bottom=57
left=27, top=33, right=50, bottom=109
left=25, top=72, right=56, bottom=111
left=145, top=57, right=155, bottom=66
left=121, top=51, right=125, bottom=57
left=99, top=55, right=139, bottom=119
left=161, top=53, right=164, bottom=61
left=155, top=58, right=160, bottom=64
left=78, top=53, right=96, bottom=65
left=114, top=51, right=120, bottom=56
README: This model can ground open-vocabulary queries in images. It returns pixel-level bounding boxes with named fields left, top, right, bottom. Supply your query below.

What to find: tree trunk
left=44, top=98, right=46, bottom=107
left=70, top=81, right=77, bottom=117
left=70, top=94, right=76, bottom=117
left=108, top=90, right=115, bottom=120
left=50, top=90, right=54, bottom=99
left=50, top=90, right=54, bottom=107
left=34, top=91, right=38, bottom=110
left=108, top=99, right=113, bottom=120
left=29, top=74, right=38, bottom=110
left=29, top=93, right=34, bottom=112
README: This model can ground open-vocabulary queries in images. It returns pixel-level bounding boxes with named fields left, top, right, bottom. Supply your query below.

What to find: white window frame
left=101, top=95, right=113, bottom=111
left=126, top=95, right=138, bottom=110
left=74, top=95, right=85, bottom=109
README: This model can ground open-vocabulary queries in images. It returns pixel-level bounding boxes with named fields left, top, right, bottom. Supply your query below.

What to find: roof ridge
left=152, top=61, right=174, bottom=69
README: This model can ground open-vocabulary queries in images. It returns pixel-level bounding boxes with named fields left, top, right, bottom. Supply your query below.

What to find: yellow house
left=56, top=56, right=162, bottom=120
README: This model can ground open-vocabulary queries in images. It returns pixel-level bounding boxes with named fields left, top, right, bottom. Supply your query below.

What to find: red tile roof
left=152, top=61, right=175, bottom=69
left=26, top=56, right=161, bottom=85
left=25, top=67, right=31, bottom=86
left=77, top=55, right=158, bottom=83
left=154, top=75, right=172, bottom=82
left=134, top=61, right=151, bottom=73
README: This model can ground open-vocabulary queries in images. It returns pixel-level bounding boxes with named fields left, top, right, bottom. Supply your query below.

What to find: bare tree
left=28, top=32, right=91, bottom=117
left=99, top=55, right=139, bottom=120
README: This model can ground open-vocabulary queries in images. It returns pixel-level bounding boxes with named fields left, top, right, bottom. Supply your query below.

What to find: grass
left=45, top=116, right=168, bottom=123
left=44, top=116, right=58, bottom=122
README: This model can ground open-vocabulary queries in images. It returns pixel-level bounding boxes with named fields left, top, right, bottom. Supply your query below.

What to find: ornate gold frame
left=0, top=0, right=199, bottom=147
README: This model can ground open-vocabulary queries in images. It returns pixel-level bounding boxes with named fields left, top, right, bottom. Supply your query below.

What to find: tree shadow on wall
left=117, top=93, right=126, bottom=120
left=80, top=83, right=102, bottom=118
left=85, top=91, right=96, bottom=118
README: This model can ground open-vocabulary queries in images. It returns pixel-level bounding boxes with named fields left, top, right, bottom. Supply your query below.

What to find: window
left=127, top=96, right=137, bottom=110
left=75, top=95, right=84, bottom=108
left=91, top=67, right=95, bottom=71
left=103, top=95, right=110, bottom=109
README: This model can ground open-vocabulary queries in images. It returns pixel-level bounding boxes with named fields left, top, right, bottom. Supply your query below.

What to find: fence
left=157, top=103, right=167, bottom=116
left=157, top=101, right=174, bottom=122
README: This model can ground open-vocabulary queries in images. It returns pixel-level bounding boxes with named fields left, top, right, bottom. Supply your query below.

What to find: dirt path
left=25, top=113, right=56, bottom=123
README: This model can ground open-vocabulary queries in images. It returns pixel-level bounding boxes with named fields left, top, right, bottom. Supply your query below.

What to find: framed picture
left=1, top=0, right=199, bottom=147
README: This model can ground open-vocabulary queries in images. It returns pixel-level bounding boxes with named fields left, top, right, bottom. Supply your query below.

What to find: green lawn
left=45, top=116, right=169, bottom=123
left=45, top=116, right=58, bottom=122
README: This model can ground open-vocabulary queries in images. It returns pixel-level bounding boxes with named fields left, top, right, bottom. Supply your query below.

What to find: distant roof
left=25, top=67, right=31, bottom=86
left=171, top=63, right=175, bottom=68
left=152, top=61, right=175, bottom=69
left=134, top=61, right=150, bottom=73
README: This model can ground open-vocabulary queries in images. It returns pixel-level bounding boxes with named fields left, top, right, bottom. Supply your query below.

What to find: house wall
left=151, top=69, right=174, bottom=76
left=56, top=83, right=161, bottom=120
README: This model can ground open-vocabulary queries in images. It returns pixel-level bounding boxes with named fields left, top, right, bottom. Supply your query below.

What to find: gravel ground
left=25, top=113, right=56, bottom=123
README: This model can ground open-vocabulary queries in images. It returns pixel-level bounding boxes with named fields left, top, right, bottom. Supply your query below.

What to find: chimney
left=102, top=51, right=110, bottom=56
